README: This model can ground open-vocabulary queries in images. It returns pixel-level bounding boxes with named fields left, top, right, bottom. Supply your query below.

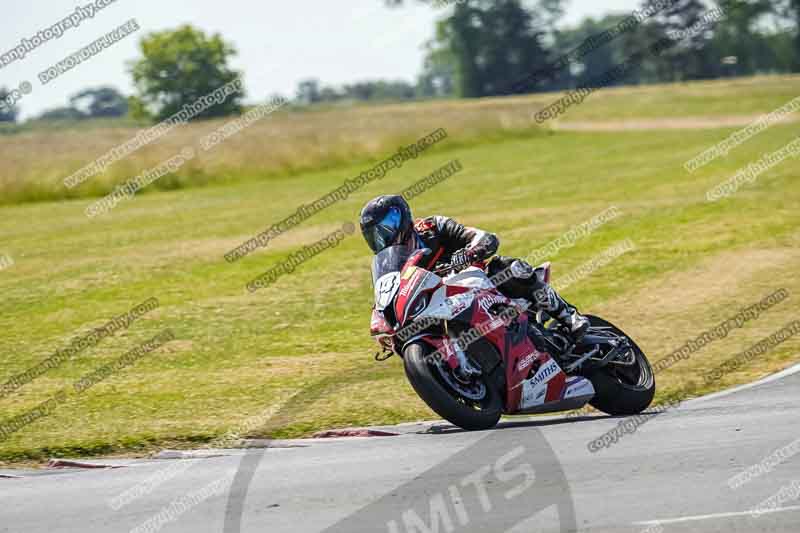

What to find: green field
left=0, top=76, right=798, bottom=464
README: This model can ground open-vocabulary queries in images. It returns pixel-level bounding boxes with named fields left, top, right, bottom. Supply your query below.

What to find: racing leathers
left=413, top=215, right=589, bottom=339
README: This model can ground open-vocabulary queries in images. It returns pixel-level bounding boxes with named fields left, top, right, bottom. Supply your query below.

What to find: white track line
left=683, top=361, right=800, bottom=406
left=633, top=505, right=800, bottom=526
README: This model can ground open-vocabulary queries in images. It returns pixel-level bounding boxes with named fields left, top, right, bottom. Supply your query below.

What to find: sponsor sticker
left=517, top=351, right=537, bottom=372
left=478, top=293, right=506, bottom=314
left=530, top=359, right=560, bottom=388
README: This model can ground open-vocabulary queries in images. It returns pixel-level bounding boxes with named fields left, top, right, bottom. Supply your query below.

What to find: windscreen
left=371, top=244, right=413, bottom=286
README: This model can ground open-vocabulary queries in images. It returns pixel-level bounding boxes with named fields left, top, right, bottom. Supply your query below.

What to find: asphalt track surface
left=2, top=366, right=800, bottom=533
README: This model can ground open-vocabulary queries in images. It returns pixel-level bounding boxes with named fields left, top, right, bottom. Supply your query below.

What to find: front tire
left=585, top=316, right=655, bottom=416
left=403, top=342, right=502, bottom=431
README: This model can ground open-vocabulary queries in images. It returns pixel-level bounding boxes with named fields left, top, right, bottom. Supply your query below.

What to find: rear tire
left=403, top=342, right=502, bottom=431
left=585, top=316, right=655, bottom=416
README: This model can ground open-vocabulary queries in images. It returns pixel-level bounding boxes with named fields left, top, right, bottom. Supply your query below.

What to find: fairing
left=378, top=254, right=595, bottom=416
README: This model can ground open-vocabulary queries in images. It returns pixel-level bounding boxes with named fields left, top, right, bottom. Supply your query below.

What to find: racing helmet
left=359, top=195, right=414, bottom=254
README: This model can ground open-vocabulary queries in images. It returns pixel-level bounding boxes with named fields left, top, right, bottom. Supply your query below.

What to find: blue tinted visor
left=363, top=207, right=403, bottom=253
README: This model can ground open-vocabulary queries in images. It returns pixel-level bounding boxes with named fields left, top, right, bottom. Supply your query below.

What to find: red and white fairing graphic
left=516, top=352, right=595, bottom=413
left=419, top=267, right=594, bottom=415
left=373, top=250, right=596, bottom=417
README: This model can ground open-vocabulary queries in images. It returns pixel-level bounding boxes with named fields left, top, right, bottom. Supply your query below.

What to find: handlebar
left=434, top=261, right=484, bottom=276
left=434, top=263, right=454, bottom=275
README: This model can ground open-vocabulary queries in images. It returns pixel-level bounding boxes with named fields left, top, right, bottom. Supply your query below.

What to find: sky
left=1, top=0, right=642, bottom=119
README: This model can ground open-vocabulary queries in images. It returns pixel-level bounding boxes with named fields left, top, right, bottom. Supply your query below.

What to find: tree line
left=1, top=0, right=798, bottom=125
left=411, top=0, right=800, bottom=98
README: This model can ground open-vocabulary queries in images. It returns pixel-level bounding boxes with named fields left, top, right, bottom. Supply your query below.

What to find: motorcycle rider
left=360, top=194, right=589, bottom=339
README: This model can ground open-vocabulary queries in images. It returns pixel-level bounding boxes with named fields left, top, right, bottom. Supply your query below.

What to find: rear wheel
left=584, top=315, right=655, bottom=416
left=403, top=342, right=502, bottom=431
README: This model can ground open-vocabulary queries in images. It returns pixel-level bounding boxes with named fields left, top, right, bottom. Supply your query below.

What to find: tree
left=538, top=0, right=567, bottom=30
left=708, top=0, right=783, bottom=77
left=552, top=15, right=630, bottom=89
left=389, top=0, right=797, bottom=94
left=757, top=0, right=800, bottom=70
left=648, top=0, right=712, bottom=81
left=70, top=87, right=128, bottom=118
left=792, top=0, right=800, bottom=69
left=296, top=79, right=322, bottom=105
left=0, top=87, right=18, bottom=123
left=429, top=0, right=553, bottom=97
left=295, top=79, right=418, bottom=105
left=32, top=86, right=129, bottom=122
left=319, top=86, right=342, bottom=102
left=37, top=107, right=85, bottom=121
left=129, top=25, right=243, bottom=121
left=417, top=38, right=457, bottom=97
left=389, top=0, right=564, bottom=97
left=341, top=80, right=416, bottom=101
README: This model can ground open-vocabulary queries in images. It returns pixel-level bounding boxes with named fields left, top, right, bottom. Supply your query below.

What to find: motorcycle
left=370, top=244, right=655, bottom=431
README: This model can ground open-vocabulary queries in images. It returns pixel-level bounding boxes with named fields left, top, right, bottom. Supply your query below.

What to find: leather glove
left=450, top=248, right=475, bottom=272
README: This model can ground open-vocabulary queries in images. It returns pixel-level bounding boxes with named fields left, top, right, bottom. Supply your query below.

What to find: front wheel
left=403, top=342, right=502, bottom=431
left=584, top=315, right=655, bottom=416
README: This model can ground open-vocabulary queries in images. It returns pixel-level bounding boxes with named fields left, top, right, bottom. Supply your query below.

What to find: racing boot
left=506, top=259, right=589, bottom=341
left=533, top=284, right=590, bottom=341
